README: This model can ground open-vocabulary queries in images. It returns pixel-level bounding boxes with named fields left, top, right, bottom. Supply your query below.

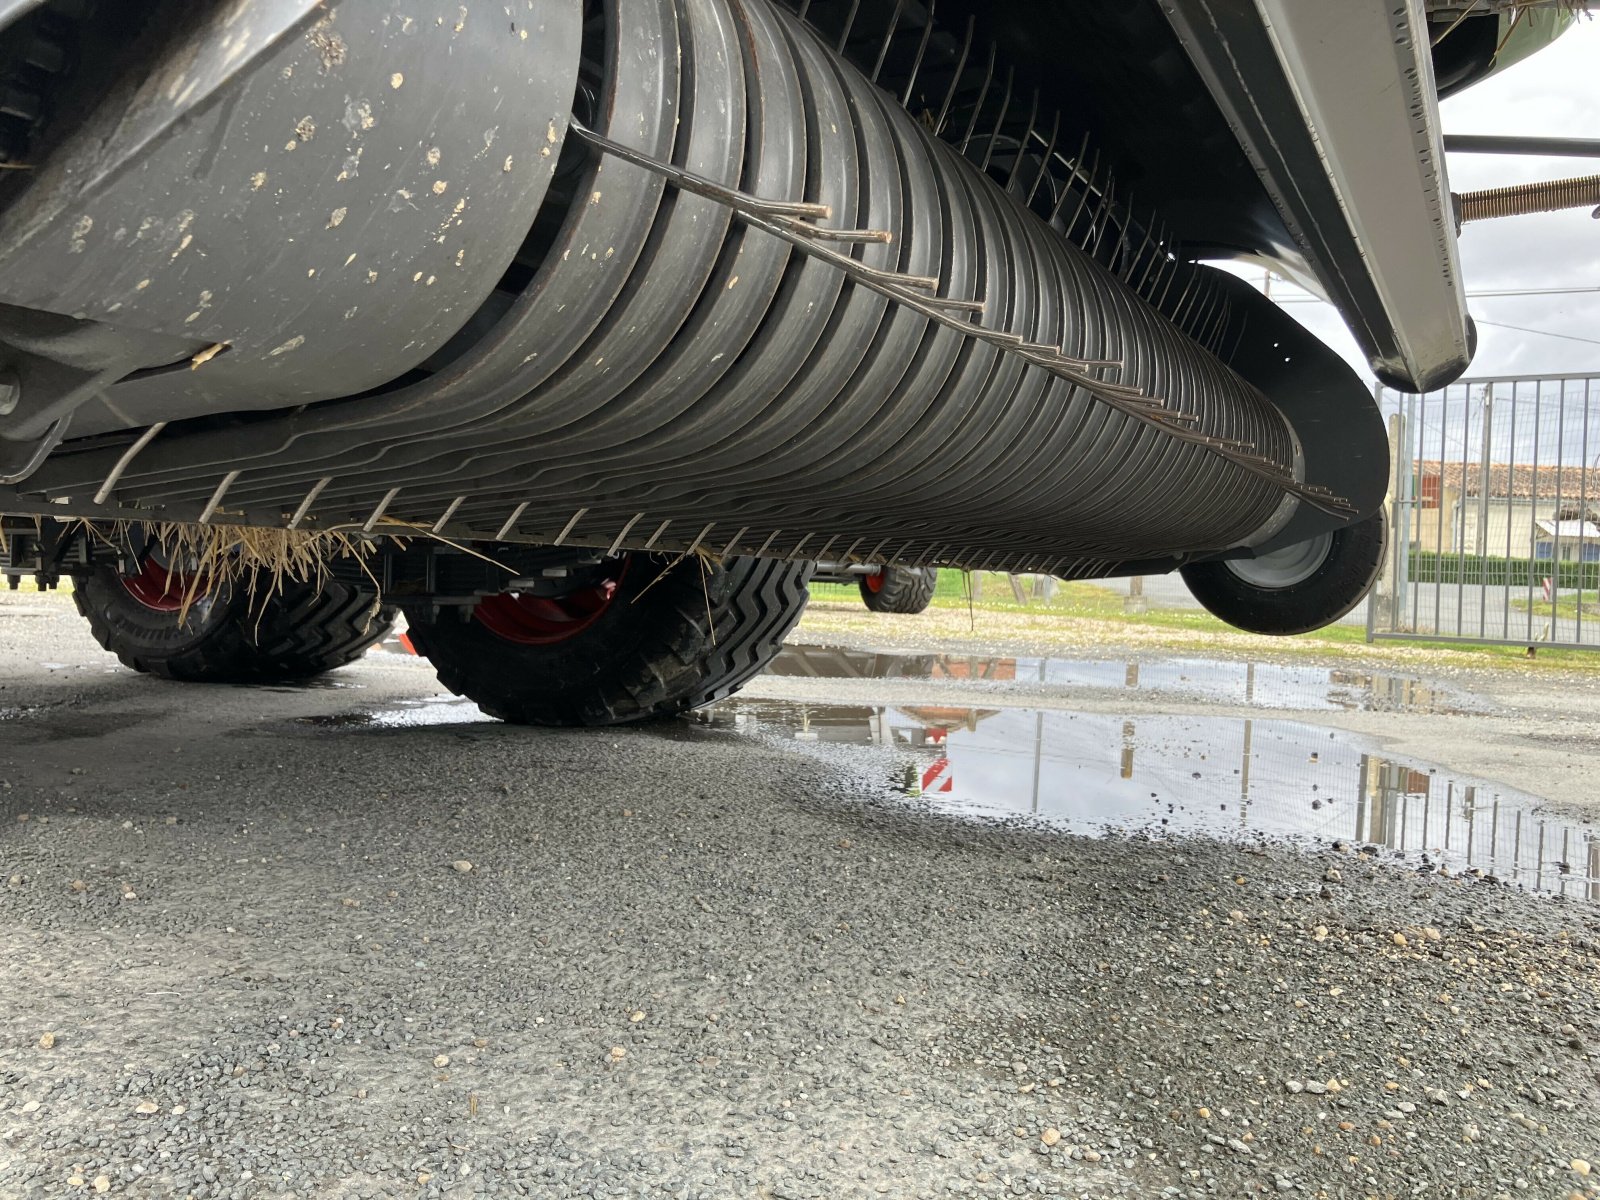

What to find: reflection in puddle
left=705, top=699, right=1598, bottom=897
left=769, top=645, right=1464, bottom=714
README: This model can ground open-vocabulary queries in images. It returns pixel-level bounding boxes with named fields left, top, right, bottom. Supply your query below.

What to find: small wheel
left=73, top=554, right=395, bottom=683
left=406, top=553, right=812, bottom=726
left=1179, top=512, right=1386, bottom=636
left=859, top=566, right=938, bottom=614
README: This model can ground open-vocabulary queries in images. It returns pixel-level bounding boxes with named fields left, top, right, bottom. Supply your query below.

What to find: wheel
left=406, top=553, right=812, bottom=726
left=859, top=566, right=939, bottom=614
left=1179, top=512, right=1387, bottom=636
left=73, top=556, right=395, bottom=683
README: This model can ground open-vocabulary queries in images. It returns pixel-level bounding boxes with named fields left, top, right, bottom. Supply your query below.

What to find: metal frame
left=1369, top=370, right=1600, bottom=650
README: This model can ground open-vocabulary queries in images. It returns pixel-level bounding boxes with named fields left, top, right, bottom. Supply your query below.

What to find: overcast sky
left=1247, top=18, right=1600, bottom=387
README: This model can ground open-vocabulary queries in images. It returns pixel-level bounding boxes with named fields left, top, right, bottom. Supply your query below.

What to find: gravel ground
left=2, top=589, right=1600, bottom=1200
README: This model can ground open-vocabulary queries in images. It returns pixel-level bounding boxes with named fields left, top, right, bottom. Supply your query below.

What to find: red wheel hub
left=473, top=565, right=624, bottom=645
left=119, top=557, right=203, bottom=613
left=864, top=570, right=885, bottom=594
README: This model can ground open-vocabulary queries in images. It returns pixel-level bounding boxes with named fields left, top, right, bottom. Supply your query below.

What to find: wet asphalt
left=2, top=589, right=1600, bottom=1200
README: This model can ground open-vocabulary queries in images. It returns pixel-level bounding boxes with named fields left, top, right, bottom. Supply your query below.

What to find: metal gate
left=1369, top=372, right=1600, bottom=649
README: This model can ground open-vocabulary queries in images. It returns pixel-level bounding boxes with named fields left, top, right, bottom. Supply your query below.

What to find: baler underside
left=0, top=0, right=1394, bottom=581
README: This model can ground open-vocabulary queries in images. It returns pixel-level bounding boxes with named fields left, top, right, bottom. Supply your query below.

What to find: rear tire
left=407, top=553, right=812, bottom=726
left=74, top=562, right=395, bottom=683
left=1179, top=512, right=1387, bottom=636
left=859, top=566, right=938, bottom=614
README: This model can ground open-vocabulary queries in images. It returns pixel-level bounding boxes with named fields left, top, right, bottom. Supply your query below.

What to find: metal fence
left=1369, top=371, right=1600, bottom=649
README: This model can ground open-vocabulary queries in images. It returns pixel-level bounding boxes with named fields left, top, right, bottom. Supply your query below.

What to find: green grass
left=807, top=574, right=1600, bottom=671
left=1509, top=591, right=1600, bottom=619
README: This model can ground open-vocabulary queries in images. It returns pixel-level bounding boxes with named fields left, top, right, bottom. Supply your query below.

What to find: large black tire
left=859, top=566, right=938, bottom=614
left=407, top=554, right=812, bottom=726
left=73, top=564, right=395, bottom=683
left=1179, top=512, right=1387, bottom=636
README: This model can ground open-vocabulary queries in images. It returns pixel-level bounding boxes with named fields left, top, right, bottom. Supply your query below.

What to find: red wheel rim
left=119, top=558, right=203, bottom=613
left=864, top=571, right=885, bottom=594
left=473, top=563, right=625, bottom=645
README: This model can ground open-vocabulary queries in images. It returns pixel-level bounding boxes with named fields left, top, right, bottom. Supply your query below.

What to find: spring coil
left=61, top=0, right=1316, bottom=572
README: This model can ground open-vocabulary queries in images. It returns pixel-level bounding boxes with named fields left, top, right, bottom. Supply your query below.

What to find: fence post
left=1478, top=384, right=1493, bottom=558
left=1383, top=396, right=1412, bottom=633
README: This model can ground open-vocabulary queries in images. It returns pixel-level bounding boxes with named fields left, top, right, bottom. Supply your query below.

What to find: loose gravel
left=1, top=590, right=1598, bottom=1199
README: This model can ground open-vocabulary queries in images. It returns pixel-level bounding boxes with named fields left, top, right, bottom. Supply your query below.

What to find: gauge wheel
left=73, top=557, right=395, bottom=682
left=859, top=565, right=938, bottom=614
left=1179, top=512, right=1387, bottom=636
left=406, top=553, right=812, bottom=726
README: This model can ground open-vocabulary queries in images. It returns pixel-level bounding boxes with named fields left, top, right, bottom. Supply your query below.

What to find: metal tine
left=796, top=0, right=812, bottom=19
left=899, top=0, right=936, bottom=107
left=1133, top=215, right=1168, bottom=292
left=1062, top=148, right=1102, bottom=241
left=1221, top=306, right=1250, bottom=366
left=1089, top=179, right=1116, bottom=258
left=759, top=199, right=834, bottom=220
left=934, top=16, right=975, bottom=136
left=958, top=42, right=997, bottom=154
left=94, top=421, right=169, bottom=505
left=493, top=500, right=528, bottom=541
left=912, top=293, right=985, bottom=314
left=430, top=494, right=466, bottom=534
left=835, top=0, right=862, bottom=53
left=1024, top=109, right=1060, bottom=208
left=642, top=520, right=671, bottom=550
left=287, top=476, right=333, bottom=531
left=1196, top=287, right=1227, bottom=347
left=552, top=507, right=588, bottom=546
left=1023, top=344, right=1122, bottom=370
left=792, top=224, right=894, bottom=244
left=713, top=526, right=745, bottom=558
left=1198, top=290, right=1230, bottom=351
left=1121, top=202, right=1144, bottom=281
left=606, top=513, right=645, bottom=557
left=870, top=0, right=905, bottom=84
left=363, top=487, right=402, bottom=533
left=1184, top=287, right=1216, bottom=347
left=848, top=261, right=944, bottom=293
left=979, top=66, right=1017, bottom=173
left=1117, top=193, right=1143, bottom=283
left=1133, top=217, right=1170, bottom=295
left=198, top=470, right=240, bottom=526
left=1154, top=248, right=1189, bottom=312
left=1201, top=294, right=1232, bottom=352
left=1047, top=131, right=1092, bottom=225
left=571, top=121, right=834, bottom=221
left=1165, top=267, right=1205, bottom=333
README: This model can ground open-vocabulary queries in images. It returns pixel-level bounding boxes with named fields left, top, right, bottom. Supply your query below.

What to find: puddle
left=704, top=698, right=1598, bottom=897
left=769, top=645, right=1465, bottom=714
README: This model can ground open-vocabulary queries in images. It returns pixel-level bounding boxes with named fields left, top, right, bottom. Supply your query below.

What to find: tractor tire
left=74, top=561, right=395, bottom=683
left=1179, top=512, right=1387, bottom=636
left=407, top=553, right=811, bottom=726
left=859, top=566, right=939, bottom=614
